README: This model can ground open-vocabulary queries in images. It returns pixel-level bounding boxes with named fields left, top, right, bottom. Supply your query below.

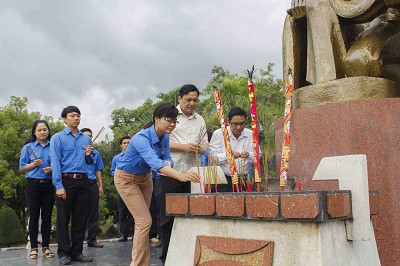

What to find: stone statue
left=283, top=0, right=400, bottom=109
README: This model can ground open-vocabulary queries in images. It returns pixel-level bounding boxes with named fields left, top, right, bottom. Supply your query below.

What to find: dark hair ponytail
left=143, top=102, right=178, bottom=129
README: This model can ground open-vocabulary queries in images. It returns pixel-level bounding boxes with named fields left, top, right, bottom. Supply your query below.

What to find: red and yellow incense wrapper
left=279, top=67, right=294, bottom=189
left=248, top=74, right=262, bottom=192
left=213, top=87, right=239, bottom=192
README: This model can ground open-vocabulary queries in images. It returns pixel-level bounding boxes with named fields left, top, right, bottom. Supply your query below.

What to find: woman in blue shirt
left=115, top=102, right=200, bottom=266
left=19, top=119, right=55, bottom=259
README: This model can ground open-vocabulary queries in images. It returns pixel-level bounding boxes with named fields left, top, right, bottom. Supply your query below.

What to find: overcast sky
left=0, top=0, right=290, bottom=140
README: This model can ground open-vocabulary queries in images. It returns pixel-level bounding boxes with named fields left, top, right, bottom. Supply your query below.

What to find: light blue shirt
left=87, top=149, right=104, bottom=180
left=50, top=128, right=93, bottom=190
left=110, top=152, right=124, bottom=177
left=116, top=125, right=172, bottom=175
left=19, top=140, right=51, bottom=179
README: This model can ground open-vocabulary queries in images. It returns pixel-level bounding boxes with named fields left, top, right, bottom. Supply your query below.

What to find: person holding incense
left=159, top=84, right=208, bottom=264
left=80, top=128, right=105, bottom=248
left=209, top=107, right=255, bottom=192
left=114, top=102, right=201, bottom=266
left=110, top=136, right=134, bottom=242
left=19, top=119, right=54, bottom=260
left=50, top=106, right=94, bottom=265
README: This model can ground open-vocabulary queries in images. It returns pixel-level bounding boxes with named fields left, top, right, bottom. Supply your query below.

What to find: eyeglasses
left=162, top=117, right=179, bottom=124
left=230, top=121, right=246, bottom=126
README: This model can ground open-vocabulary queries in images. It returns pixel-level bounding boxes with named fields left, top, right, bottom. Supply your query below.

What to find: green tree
left=109, top=64, right=284, bottom=182
left=0, top=96, right=64, bottom=232
left=0, top=207, right=25, bottom=246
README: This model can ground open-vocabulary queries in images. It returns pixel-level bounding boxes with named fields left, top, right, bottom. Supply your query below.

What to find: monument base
left=293, top=77, right=397, bottom=109
left=275, top=98, right=400, bottom=265
left=167, top=218, right=379, bottom=265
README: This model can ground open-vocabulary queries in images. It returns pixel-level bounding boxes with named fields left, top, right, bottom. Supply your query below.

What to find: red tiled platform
left=166, top=191, right=379, bottom=221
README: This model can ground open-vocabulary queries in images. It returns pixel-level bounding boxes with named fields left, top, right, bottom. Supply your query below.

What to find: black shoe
left=59, top=256, right=71, bottom=265
left=118, top=236, right=128, bottom=242
left=88, top=241, right=104, bottom=248
left=71, top=254, right=93, bottom=262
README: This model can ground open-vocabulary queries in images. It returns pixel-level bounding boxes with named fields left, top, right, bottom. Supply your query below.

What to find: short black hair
left=143, top=102, right=179, bottom=129
left=80, top=128, right=92, bottom=134
left=228, top=107, right=247, bottom=120
left=179, top=84, right=199, bottom=97
left=119, top=136, right=131, bottom=145
left=61, top=106, right=81, bottom=118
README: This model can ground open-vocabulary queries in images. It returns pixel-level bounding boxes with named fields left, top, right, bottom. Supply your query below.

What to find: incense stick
left=27, top=146, right=39, bottom=160
left=195, top=146, right=203, bottom=193
left=92, top=126, right=105, bottom=144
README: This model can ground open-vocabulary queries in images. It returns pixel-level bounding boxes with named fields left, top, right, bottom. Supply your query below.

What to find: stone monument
left=276, top=1, right=400, bottom=264
left=283, top=0, right=400, bottom=109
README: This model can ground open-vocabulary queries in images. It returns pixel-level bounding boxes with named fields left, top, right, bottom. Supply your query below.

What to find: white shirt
left=169, top=105, right=208, bottom=173
left=209, top=127, right=254, bottom=176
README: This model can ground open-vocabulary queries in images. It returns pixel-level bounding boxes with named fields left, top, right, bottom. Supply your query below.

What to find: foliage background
left=0, top=64, right=283, bottom=236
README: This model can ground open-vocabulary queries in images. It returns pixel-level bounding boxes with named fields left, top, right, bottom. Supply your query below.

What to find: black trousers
left=117, top=191, right=133, bottom=238
left=160, top=176, right=190, bottom=261
left=149, top=178, right=162, bottom=239
left=86, top=181, right=99, bottom=244
left=218, top=175, right=233, bottom=192
left=56, top=177, right=89, bottom=258
left=25, top=179, right=54, bottom=249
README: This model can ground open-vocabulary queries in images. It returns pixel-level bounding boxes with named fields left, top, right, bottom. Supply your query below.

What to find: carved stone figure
left=283, top=0, right=400, bottom=109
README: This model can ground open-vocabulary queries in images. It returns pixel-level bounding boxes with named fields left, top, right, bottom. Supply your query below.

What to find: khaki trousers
left=114, top=169, right=153, bottom=266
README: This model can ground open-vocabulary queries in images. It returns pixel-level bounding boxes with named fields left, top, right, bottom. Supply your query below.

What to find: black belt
left=27, top=178, right=52, bottom=184
left=62, top=173, right=88, bottom=179
left=89, top=179, right=97, bottom=185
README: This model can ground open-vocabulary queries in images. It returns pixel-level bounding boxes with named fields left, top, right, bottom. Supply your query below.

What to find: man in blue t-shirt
left=110, top=136, right=133, bottom=242
left=50, top=106, right=94, bottom=265
left=81, top=128, right=105, bottom=248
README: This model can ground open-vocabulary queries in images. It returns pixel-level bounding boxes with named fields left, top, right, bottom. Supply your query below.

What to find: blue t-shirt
left=116, top=125, right=173, bottom=175
left=19, top=140, right=51, bottom=179
left=50, top=128, right=93, bottom=190
left=110, top=152, right=124, bottom=177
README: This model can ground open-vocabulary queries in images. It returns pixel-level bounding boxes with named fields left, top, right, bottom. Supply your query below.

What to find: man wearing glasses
left=159, top=84, right=208, bottom=264
left=209, top=107, right=254, bottom=192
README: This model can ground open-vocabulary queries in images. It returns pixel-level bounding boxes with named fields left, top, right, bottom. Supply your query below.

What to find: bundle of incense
left=27, top=146, right=44, bottom=170
left=197, top=125, right=207, bottom=146
left=213, top=157, right=218, bottom=193
left=247, top=65, right=262, bottom=192
left=246, top=174, right=252, bottom=192
left=263, top=149, right=270, bottom=191
left=237, top=157, right=246, bottom=192
left=27, top=146, right=39, bottom=160
left=279, top=67, right=294, bottom=191
left=213, top=87, right=239, bottom=192
left=195, top=146, right=203, bottom=193
left=92, top=126, right=105, bottom=144
left=205, top=154, right=212, bottom=193
left=202, top=154, right=206, bottom=192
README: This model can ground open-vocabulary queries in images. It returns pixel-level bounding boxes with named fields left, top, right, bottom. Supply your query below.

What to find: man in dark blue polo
left=110, top=136, right=134, bottom=242
left=51, top=106, right=94, bottom=265
left=81, top=128, right=105, bottom=248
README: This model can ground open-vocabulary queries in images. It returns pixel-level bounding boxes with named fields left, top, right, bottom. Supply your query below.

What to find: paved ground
left=0, top=238, right=163, bottom=266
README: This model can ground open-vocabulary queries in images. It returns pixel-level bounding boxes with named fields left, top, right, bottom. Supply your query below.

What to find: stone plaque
left=193, top=235, right=273, bottom=266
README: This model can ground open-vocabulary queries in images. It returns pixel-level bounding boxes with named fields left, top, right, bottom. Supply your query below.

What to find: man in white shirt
left=209, top=107, right=254, bottom=192
left=160, top=84, right=208, bottom=264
